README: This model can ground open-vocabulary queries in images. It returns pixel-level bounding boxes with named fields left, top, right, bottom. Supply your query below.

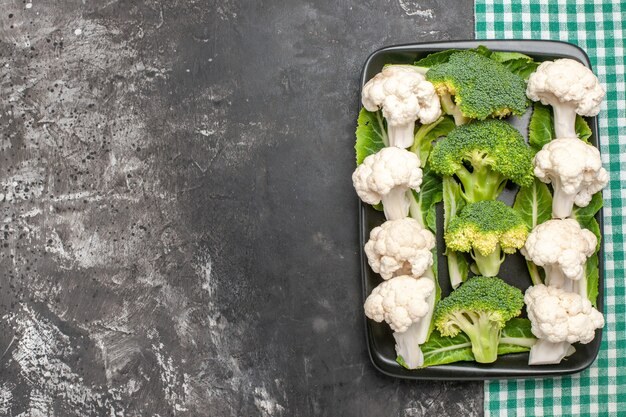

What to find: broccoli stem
left=381, top=188, right=411, bottom=220
left=440, top=94, right=469, bottom=126
left=471, top=246, right=505, bottom=277
left=456, top=165, right=507, bottom=202
left=551, top=102, right=578, bottom=138
left=393, top=322, right=424, bottom=369
left=388, top=123, right=416, bottom=149
left=551, top=179, right=577, bottom=218
left=451, top=311, right=500, bottom=363
left=528, top=339, right=575, bottom=365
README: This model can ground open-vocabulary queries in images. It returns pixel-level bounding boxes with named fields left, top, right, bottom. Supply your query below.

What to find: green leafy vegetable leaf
left=514, top=178, right=552, bottom=285
left=575, top=115, right=592, bottom=141
left=572, top=192, right=603, bottom=305
left=410, top=167, right=443, bottom=233
left=586, top=253, right=600, bottom=307
left=355, top=108, right=387, bottom=165
left=488, top=51, right=535, bottom=63
left=498, top=318, right=536, bottom=355
left=468, top=46, right=539, bottom=80
left=443, top=177, right=466, bottom=231
left=470, top=45, right=494, bottom=58
left=499, top=58, right=540, bottom=80
left=528, top=103, right=555, bottom=152
left=408, top=117, right=449, bottom=234
left=572, top=192, right=603, bottom=236
left=415, top=46, right=539, bottom=79
left=442, top=177, right=469, bottom=286
left=419, top=330, right=474, bottom=368
left=414, top=50, right=462, bottom=67
left=529, top=103, right=593, bottom=152
left=513, top=178, right=553, bottom=230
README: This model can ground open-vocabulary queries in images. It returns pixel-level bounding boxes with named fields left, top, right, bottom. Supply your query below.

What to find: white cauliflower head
left=364, top=276, right=435, bottom=332
left=364, top=218, right=436, bottom=280
left=362, top=65, right=442, bottom=148
left=533, top=138, right=608, bottom=218
left=527, top=59, right=605, bottom=138
left=352, top=147, right=422, bottom=220
left=525, top=284, right=604, bottom=344
left=522, top=219, right=596, bottom=294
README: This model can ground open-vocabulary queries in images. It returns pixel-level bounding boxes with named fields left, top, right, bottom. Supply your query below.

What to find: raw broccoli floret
left=445, top=200, right=529, bottom=277
left=429, top=119, right=534, bottom=202
left=434, top=276, right=524, bottom=363
left=425, top=51, right=529, bottom=124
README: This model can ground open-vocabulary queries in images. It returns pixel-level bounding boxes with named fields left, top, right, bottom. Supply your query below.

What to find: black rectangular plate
left=359, top=40, right=604, bottom=380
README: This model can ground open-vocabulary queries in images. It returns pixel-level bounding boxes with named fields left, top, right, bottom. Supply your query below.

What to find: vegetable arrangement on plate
left=353, top=46, right=607, bottom=369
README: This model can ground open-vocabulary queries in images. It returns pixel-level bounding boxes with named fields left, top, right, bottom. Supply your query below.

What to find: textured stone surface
left=0, top=1, right=478, bottom=416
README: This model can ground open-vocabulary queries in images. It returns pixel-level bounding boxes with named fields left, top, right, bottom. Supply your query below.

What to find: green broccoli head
left=426, top=51, right=529, bottom=121
left=434, top=276, right=524, bottom=363
left=445, top=200, right=529, bottom=276
left=429, top=119, right=534, bottom=202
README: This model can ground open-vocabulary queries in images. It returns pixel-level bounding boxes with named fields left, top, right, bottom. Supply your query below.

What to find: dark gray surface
left=0, top=1, right=478, bottom=416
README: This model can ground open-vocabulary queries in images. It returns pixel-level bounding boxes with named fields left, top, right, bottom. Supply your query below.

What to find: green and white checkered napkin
left=475, top=0, right=626, bottom=415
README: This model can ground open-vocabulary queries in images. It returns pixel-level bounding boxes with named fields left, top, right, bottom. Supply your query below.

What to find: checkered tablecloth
left=475, top=1, right=626, bottom=416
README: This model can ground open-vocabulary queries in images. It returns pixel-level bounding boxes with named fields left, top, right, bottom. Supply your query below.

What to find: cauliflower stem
left=543, top=264, right=586, bottom=297
left=528, top=339, right=575, bottom=365
left=550, top=177, right=577, bottom=219
left=414, top=268, right=437, bottom=346
left=550, top=100, right=578, bottom=138
left=394, top=322, right=425, bottom=369
left=381, top=188, right=412, bottom=221
left=387, top=123, right=417, bottom=149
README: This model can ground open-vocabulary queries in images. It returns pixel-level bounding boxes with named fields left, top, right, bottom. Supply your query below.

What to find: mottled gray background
left=0, top=0, right=478, bottom=416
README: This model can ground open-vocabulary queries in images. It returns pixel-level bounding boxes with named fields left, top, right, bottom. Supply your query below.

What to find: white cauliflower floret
left=521, top=219, right=597, bottom=297
left=527, top=58, right=605, bottom=138
left=364, top=276, right=435, bottom=369
left=364, top=276, right=434, bottom=332
left=352, top=147, right=422, bottom=220
left=534, top=138, right=608, bottom=218
left=364, top=218, right=435, bottom=280
left=525, top=284, right=604, bottom=365
left=362, top=65, right=441, bottom=148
